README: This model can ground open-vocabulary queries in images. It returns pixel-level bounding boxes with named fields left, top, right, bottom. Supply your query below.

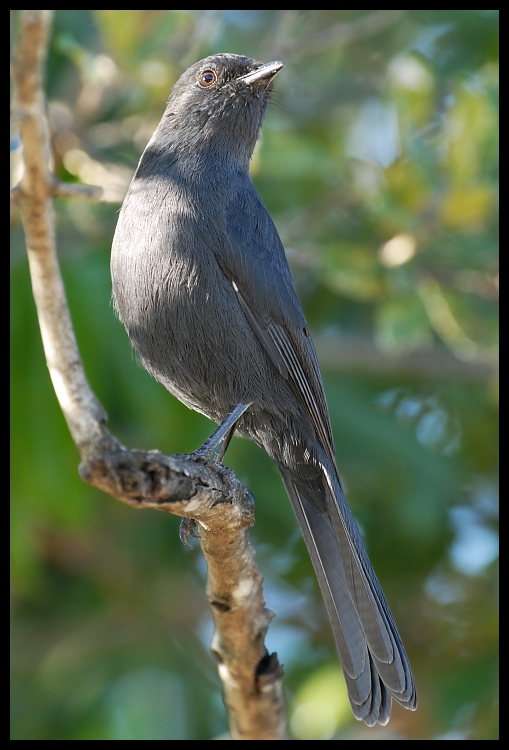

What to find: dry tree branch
left=11, top=10, right=286, bottom=740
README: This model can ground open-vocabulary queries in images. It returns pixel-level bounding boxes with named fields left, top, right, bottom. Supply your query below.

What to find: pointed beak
left=239, top=61, right=284, bottom=86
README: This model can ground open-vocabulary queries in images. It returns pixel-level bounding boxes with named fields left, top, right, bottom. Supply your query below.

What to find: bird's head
left=153, top=54, right=284, bottom=170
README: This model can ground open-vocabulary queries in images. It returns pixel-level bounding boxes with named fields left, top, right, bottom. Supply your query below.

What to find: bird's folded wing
left=215, top=201, right=335, bottom=463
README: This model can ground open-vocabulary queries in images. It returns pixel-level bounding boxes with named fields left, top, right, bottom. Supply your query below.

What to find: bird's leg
left=193, top=402, right=251, bottom=463
left=179, top=402, right=251, bottom=546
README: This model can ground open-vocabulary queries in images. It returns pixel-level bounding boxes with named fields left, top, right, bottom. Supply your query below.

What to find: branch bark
left=11, top=10, right=287, bottom=740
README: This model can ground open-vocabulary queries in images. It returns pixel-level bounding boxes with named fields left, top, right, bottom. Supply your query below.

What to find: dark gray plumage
left=110, top=53, right=416, bottom=726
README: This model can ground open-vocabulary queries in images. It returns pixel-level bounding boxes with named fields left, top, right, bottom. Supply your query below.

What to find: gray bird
left=111, top=53, right=417, bottom=726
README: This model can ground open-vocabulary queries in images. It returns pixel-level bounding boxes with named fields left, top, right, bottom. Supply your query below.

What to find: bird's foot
left=179, top=517, right=200, bottom=548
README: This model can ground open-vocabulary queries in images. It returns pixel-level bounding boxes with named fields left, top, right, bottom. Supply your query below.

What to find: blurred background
left=10, top=10, right=498, bottom=740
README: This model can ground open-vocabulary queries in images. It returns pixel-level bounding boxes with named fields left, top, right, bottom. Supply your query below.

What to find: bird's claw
left=179, top=517, right=200, bottom=547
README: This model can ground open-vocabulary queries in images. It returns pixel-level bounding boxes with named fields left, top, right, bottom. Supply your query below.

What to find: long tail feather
left=279, top=465, right=416, bottom=726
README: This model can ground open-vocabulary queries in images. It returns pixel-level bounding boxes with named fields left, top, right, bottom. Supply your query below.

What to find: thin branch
left=285, top=248, right=497, bottom=382
left=301, top=9, right=408, bottom=50
left=51, top=180, right=103, bottom=200
left=12, top=9, right=106, bottom=452
left=314, top=335, right=497, bottom=381
left=11, top=10, right=287, bottom=740
left=276, top=10, right=408, bottom=58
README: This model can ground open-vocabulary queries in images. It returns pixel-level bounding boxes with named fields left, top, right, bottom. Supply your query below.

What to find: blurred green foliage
left=11, top=10, right=498, bottom=740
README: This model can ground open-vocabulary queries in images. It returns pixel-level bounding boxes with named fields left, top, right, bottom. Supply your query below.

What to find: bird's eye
left=199, top=70, right=217, bottom=88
